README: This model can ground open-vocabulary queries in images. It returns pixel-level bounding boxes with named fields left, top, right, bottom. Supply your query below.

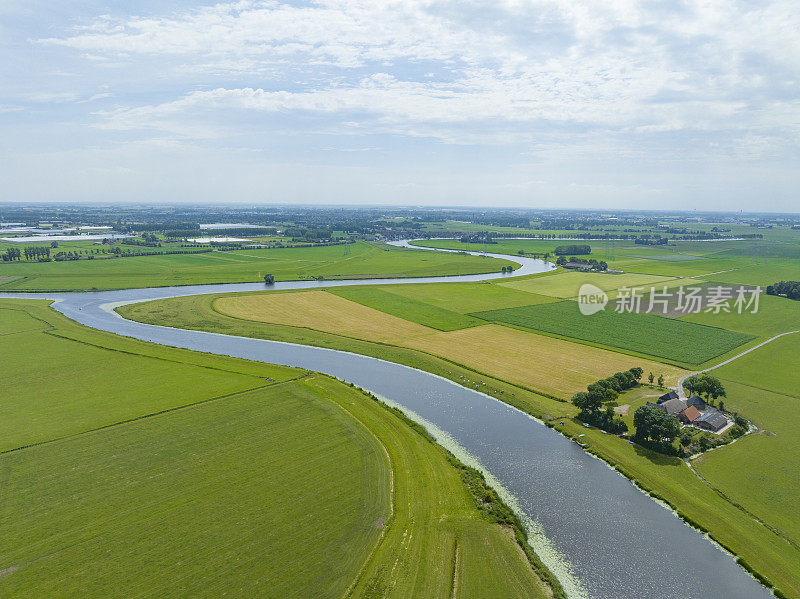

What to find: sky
left=1, top=0, right=798, bottom=210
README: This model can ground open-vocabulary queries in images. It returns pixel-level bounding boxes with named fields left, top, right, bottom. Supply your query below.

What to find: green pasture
left=693, top=379, right=800, bottom=549
left=471, top=301, right=753, bottom=366
left=1, top=299, right=548, bottom=598
left=705, top=258, right=800, bottom=287
left=379, top=281, right=558, bottom=313
left=713, top=332, right=800, bottom=398
left=1, top=380, right=390, bottom=598
left=0, top=301, right=292, bottom=451
left=681, top=293, right=800, bottom=337
left=0, top=241, right=514, bottom=291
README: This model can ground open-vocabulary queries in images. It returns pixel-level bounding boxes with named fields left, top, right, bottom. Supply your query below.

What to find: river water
left=1, top=244, right=771, bottom=599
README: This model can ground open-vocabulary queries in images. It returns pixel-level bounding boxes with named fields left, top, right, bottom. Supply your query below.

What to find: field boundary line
left=42, top=328, right=284, bottom=379
left=0, top=378, right=303, bottom=456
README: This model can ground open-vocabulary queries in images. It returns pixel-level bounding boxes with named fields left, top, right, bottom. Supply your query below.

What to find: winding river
left=1, top=243, right=771, bottom=599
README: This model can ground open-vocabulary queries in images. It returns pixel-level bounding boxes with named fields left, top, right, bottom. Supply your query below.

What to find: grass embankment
left=0, top=299, right=552, bottom=598
left=0, top=241, right=516, bottom=291
left=119, top=292, right=800, bottom=597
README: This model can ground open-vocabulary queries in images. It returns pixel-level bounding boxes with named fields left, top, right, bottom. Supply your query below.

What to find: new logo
left=578, top=283, right=608, bottom=315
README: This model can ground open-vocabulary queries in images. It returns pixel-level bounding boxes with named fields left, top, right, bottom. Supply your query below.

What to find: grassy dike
left=119, top=293, right=800, bottom=598
left=1, top=298, right=553, bottom=598
left=342, top=383, right=565, bottom=599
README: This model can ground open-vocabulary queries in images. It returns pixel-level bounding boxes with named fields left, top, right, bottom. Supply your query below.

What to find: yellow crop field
left=215, top=292, right=684, bottom=399
left=404, top=325, right=685, bottom=398
left=214, top=290, right=436, bottom=344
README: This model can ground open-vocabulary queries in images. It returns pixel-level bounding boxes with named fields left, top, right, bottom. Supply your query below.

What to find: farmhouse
left=686, top=395, right=707, bottom=410
left=696, top=410, right=728, bottom=432
left=679, top=405, right=701, bottom=424
left=657, top=397, right=687, bottom=416
left=561, top=261, right=593, bottom=271
left=657, top=390, right=679, bottom=403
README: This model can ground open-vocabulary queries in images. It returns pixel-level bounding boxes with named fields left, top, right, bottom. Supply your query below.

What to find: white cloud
left=39, top=0, right=799, bottom=149
left=3, top=0, right=798, bottom=207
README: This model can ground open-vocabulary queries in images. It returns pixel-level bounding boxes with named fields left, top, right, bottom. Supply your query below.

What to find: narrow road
left=677, top=329, right=800, bottom=396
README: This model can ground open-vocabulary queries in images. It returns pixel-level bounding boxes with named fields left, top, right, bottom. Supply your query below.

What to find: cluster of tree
left=1, top=247, right=22, bottom=261
left=683, top=374, right=726, bottom=401
left=459, top=232, right=497, bottom=244
left=633, top=404, right=681, bottom=454
left=23, top=246, right=51, bottom=261
left=500, top=265, right=513, bottom=273
left=555, top=256, right=608, bottom=271
left=634, top=235, right=668, bottom=245
left=53, top=251, right=82, bottom=261
left=554, top=244, right=590, bottom=255
left=570, top=367, right=642, bottom=434
left=647, top=372, right=665, bottom=387
left=122, top=238, right=161, bottom=247
left=264, top=274, right=275, bottom=284
left=765, top=281, right=800, bottom=301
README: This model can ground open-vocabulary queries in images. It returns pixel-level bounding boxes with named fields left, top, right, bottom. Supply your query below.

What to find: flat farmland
left=379, top=281, right=558, bottom=313
left=472, top=301, right=754, bottom=366
left=1, top=299, right=550, bottom=598
left=0, top=302, right=291, bottom=450
left=117, top=291, right=800, bottom=595
left=0, top=241, right=515, bottom=291
left=692, top=379, right=800, bottom=548
left=712, top=332, right=800, bottom=398
left=681, top=294, right=800, bottom=337
left=214, top=290, right=437, bottom=343
left=211, top=291, right=684, bottom=398
left=1, top=381, right=391, bottom=598
left=329, top=286, right=481, bottom=330
left=403, top=324, right=685, bottom=398
left=704, top=258, right=800, bottom=287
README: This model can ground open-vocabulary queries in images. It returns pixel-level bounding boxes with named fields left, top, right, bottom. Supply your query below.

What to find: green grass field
left=376, top=281, right=559, bottom=313
left=712, top=332, right=800, bottom=398
left=692, top=379, right=800, bottom=549
left=471, top=301, right=753, bottom=366
left=1, top=299, right=549, bottom=598
left=0, top=241, right=515, bottom=291
left=680, top=293, right=800, bottom=337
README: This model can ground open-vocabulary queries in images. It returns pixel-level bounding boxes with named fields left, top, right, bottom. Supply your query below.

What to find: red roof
left=681, top=406, right=701, bottom=422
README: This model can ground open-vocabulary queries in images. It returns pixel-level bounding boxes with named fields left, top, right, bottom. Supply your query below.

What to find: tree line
left=766, top=281, right=800, bottom=301
left=554, top=244, right=591, bottom=255
left=555, top=255, right=608, bottom=271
